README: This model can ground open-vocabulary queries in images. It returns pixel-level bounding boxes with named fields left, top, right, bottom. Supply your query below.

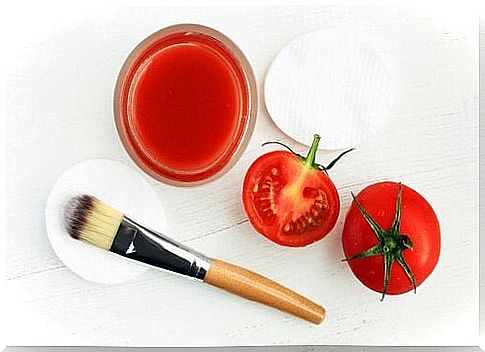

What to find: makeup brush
left=64, top=195, right=325, bottom=324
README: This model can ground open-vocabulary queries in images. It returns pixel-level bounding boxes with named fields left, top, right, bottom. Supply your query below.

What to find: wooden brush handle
left=204, top=259, right=325, bottom=324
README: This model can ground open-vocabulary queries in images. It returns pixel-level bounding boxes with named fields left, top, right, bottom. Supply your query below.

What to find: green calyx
left=262, top=134, right=354, bottom=173
left=343, top=183, right=417, bottom=301
left=303, top=134, right=355, bottom=173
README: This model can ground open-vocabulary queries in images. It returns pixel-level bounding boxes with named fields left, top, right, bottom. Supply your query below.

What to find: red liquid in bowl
left=115, top=26, right=255, bottom=184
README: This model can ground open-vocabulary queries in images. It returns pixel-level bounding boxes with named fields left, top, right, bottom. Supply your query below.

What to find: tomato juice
left=114, top=25, right=256, bottom=184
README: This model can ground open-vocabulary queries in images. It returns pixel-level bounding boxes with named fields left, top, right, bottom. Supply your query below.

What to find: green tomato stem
left=303, top=134, right=321, bottom=168
left=262, top=134, right=353, bottom=173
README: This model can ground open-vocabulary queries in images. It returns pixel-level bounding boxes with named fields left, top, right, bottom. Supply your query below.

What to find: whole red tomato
left=342, top=182, right=440, bottom=299
left=243, top=134, right=353, bottom=247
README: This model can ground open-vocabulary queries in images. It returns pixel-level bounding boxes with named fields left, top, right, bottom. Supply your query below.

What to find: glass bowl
left=114, top=24, right=257, bottom=186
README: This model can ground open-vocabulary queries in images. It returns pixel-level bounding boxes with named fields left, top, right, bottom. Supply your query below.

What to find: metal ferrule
left=109, top=216, right=211, bottom=281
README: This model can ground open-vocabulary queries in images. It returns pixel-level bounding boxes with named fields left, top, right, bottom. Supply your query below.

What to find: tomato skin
left=243, top=150, right=340, bottom=247
left=342, top=182, right=440, bottom=295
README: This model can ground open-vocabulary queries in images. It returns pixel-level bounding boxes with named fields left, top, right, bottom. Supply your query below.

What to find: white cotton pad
left=264, top=29, right=395, bottom=150
left=45, top=159, right=166, bottom=284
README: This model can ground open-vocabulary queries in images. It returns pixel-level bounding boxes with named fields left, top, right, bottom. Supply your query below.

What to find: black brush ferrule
left=110, top=217, right=210, bottom=281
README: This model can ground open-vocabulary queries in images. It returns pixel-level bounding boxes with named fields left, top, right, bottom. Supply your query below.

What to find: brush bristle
left=64, top=195, right=124, bottom=251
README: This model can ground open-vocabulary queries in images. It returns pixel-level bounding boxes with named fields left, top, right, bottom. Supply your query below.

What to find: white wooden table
left=6, top=6, right=479, bottom=347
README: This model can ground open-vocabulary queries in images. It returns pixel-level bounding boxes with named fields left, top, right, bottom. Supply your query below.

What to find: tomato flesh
left=342, top=182, right=440, bottom=295
left=243, top=151, right=340, bottom=247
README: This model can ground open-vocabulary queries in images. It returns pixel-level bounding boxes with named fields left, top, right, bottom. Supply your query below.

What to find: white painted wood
left=6, top=6, right=478, bottom=347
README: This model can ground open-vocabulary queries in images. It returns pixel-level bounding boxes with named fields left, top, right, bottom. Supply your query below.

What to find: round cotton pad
left=264, top=29, right=395, bottom=150
left=46, top=159, right=166, bottom=284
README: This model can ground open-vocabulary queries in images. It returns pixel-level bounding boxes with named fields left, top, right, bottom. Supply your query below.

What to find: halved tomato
left=242, top=134, right=353, bottom=247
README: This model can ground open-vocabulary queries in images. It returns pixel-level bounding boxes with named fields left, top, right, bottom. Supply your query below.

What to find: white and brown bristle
left=64, top=195, right=124, bottom=251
